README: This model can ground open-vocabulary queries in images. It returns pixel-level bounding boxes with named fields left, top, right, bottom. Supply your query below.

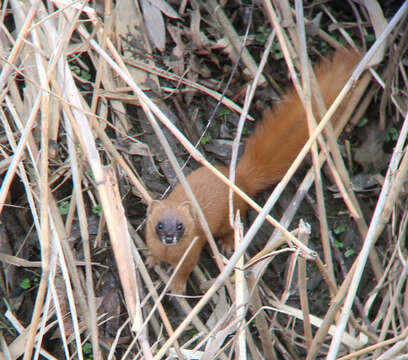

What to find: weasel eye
left=176, top=223, right=184, bottom=232
left=156, top=222, right=163, bottom=231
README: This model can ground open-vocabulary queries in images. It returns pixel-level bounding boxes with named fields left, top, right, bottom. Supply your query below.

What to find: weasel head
left=146, top=200, right=196, bottom=246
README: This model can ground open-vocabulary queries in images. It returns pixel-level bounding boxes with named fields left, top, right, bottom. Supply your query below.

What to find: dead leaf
left=117, top=139, right=151, bottom=157
left=351, top=173, right=381, bottom=192
left=147, top=0, right=181, bottom=20
left=202, top=319, right=240, bottom=360
left=362, top=0, right=387, bottom=66
left=353, top=125, right=389, bottom=173
left=205, top=288, right=230, bottom=328
left=140, top=0, right=166, bottom=51
left=190, top=8, right=203, bottom=49
left=190, top=55, right=211, bottom=78
left=306, top=12, right=323, bottom=36
left=166, top=25, right=186, bottom=75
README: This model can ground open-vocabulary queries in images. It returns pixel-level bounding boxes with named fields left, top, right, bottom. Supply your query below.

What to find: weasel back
left=237, top=48, right=361, bottom=195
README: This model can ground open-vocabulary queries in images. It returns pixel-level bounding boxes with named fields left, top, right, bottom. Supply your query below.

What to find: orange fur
left=146, top=48, right=362, bottom=293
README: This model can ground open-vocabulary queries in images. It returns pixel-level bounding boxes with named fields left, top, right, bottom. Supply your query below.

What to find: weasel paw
left=146, top=255, right=159, bottom=269
left=220, top=242, right=234, bottom=257
left=170, top=280, right=186, bottom=294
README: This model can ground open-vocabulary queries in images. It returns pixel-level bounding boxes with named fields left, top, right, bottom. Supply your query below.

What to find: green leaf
left=390, top=127, right=399, bottom=141
left=365, top=34, right=375, bottom=43
left=357, top=117, right=368, bottom=127
left=385, top=127, right=399, bottom=142
left=344, top=248, right=355, bottom=258
left=81, top=70, right=92, bottom=81
left=200, top=136, right=211, bottom=145
left=334, top=225, right=346, bottom=235
left=255, top=25, right=270, bottom=43
left=19, top=278, right=31, bottom=290
left=86, top=169, right=95, bottom=180
left=92, top=204, right=103, bottom=216
left=333, top=239, right=344, bottom=248
left=70, top=64, right=81, bottom=75
left=217, top=108, right=232, bottom=117
left=58, top=200, right=70, bottom=215
left=272, top=41, right=283, bottom=59
left=83, top=342, right=93, bottom=355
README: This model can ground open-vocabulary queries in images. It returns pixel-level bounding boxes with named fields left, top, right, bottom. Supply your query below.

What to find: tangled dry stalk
left=1, top=0, right=408, bottom=359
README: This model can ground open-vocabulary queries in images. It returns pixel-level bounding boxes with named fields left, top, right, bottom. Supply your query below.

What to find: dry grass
left=1, top=0, right=408, bottom=359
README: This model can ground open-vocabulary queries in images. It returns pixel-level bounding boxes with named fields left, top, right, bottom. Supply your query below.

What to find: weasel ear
left=178, top=201, right=195, bottom=218
left=147, top=200, right=162, bottom=216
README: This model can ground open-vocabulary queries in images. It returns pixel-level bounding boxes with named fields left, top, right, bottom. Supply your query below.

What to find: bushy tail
left=237, top=48, right=362, bottom=196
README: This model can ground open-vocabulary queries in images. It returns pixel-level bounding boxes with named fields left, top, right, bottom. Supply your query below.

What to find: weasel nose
left=164, top=235, right=176, bottom=244
left=156, top=217, right=185, bottom=245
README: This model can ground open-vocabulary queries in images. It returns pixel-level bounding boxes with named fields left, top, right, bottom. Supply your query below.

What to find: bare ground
left=0, top=0, right=408, bottom=359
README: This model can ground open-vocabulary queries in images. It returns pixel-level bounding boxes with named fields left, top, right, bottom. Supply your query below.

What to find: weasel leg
left=219, top=232, right=235, bottom=256
left=146, top=254, right=160, bottom=269
left=170, top=242, right=203, bottom=293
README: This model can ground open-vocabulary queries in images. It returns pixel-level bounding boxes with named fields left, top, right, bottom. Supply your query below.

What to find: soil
left=1, top=0, right=407, bottom=358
